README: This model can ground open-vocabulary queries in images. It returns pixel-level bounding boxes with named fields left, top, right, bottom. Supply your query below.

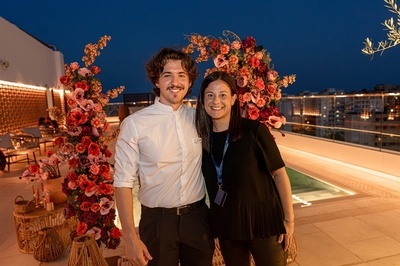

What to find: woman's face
left=204, top=79, right=237, bottom=124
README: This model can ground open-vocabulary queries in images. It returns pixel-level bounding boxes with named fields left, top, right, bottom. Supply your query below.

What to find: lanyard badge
left=211, top=133, right=229, bottom=207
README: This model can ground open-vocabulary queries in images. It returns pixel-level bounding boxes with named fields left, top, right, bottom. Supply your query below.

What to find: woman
left=196, top=71, right=294, bottom=266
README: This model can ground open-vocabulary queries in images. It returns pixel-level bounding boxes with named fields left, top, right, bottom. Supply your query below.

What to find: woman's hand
left=278, top=219, right=295, bottom=251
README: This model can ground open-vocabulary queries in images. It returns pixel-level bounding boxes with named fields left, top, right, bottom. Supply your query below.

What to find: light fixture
left=0, top=59, right=10, bottom=70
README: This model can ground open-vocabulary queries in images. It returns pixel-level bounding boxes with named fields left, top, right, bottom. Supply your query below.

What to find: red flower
left=91, top=203, right=101, bottom=212
left=210, top=38, right=219, bottom=49
left=81, top=136, right=92, bottom=147
left=60, top=75, right=69, bottom=84
left=183, top=31, right=296, bottom=127
left=77, top=221, right=88, bottom=235
left=88, top=143, right=100, bottom=156
left=68, top=158, right=79, bottom=168
left=54, top=137, right=64, bottom=146
left=29, top=164, right=40, bottom=174
left=69, top=108, right=88, bottom=126
left=75, top=143, right=86, bottom=154
left=52, top=36, right=123, bottom=249
left=91, top=66, right=101, bottom=74
left=110, top=227, right=122, bottom=238
left=66, top=171, right=78, bottom=181
left=80, top=201, right=92, bottom=211
left=97, top=183, right=114, bottom=195
left=248, top=106, right=260, bottom=120
left=75, top=81, right=90, bottom=91
left=104, top=148, right=112, bottom=158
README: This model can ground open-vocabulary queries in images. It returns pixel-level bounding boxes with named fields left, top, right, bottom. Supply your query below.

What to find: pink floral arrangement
left=19, top=150, right=61, bottom=182
left=183, top=30, right=296, bottom=128
left=54, top=35, right=124, bottom=249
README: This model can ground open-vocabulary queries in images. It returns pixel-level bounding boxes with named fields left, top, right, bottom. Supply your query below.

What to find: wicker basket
left=14, top=195, right=35, bottom=214
left=33, top=227, right=65, bottom=262
left=68, top=234, right=108, bottom=266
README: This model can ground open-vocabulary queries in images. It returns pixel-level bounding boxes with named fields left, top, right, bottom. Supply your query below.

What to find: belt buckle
left=176, top=204, right=188, bottom=215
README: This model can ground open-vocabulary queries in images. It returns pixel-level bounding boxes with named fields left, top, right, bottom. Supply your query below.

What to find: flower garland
left=183, top=30, right=296, bottom=128
left=54, top=35, right=124, bottom=249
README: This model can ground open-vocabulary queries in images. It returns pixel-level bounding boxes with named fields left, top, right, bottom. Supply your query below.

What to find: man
left=114, top=48, right=214, bottom=266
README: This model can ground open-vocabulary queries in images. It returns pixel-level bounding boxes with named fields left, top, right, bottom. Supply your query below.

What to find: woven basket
left=14, top=195, right=35, bottom=214
left=68, top=234, right=108, bottom=266
left=33, top=227, right=65, bottom=262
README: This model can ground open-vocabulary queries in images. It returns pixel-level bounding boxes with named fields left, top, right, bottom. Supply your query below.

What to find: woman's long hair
left=196, top=71, right=242, bottom=152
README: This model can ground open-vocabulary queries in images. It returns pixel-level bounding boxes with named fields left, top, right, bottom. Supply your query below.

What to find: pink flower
left=99, top=197, right=114, bottom=215
left=78, top=67, right=92, bottom=77
left=256, top=97, right=266, bottom=108
left=228, top=55, right=239, bottom=65
left=183, top=31, right=296, bottom=126
left=242, top=92, right=252, bottom=102
left=214, top=54, right=228, bottom=68
left=231, top=40, right=241, bottom=50
left=267, top=70, right=278, bottom=81
left=91, top=117, right=102, bottom=128
left=220, top=44, right=230, bottom=55
left=236, top=76, right=248, bottom=87
left=86, top=226, right=102, bottom=240
left=90, top=164, right=100, bottom=175
left=70, top=62, right=79, bottom=71
left=268, top=115, right=286, bottom=129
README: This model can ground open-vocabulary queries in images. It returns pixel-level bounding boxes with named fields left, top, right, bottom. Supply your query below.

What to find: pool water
left=287, top=167, right=354, bottom=206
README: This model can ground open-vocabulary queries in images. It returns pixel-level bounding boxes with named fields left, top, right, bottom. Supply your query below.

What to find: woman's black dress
left=202, top=118, right=287, bottom=240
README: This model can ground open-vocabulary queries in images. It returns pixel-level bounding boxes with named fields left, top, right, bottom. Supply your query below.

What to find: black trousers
left=219, top=236, right=286, bottom=266
left=139, top=204, right=214, bottom=266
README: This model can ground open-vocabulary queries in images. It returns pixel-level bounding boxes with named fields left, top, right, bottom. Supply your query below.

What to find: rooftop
left=1, top=128, right=400, bottom=265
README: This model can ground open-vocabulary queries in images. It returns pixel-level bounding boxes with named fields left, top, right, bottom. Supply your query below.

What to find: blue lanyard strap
left=210, top=132, right=229, bottom=187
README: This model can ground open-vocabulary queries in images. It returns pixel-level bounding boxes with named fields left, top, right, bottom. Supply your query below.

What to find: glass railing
left=106, top=92, right=400, bottom=153
left=277, top=92, right=400, bottom=153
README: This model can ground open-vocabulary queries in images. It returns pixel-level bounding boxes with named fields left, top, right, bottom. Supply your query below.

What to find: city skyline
left=1, top=0, right=400, bottom=101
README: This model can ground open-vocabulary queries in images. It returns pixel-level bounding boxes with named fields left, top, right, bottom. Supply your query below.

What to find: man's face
left=156, top=60, right=191, bottom=110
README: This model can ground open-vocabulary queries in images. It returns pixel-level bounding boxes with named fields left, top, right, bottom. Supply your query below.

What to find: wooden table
left=13, top=204, right=77, bottom=253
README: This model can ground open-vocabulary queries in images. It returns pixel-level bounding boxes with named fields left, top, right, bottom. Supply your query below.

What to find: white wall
left=0, top=17, right=64, bottom=89
left=272, top=131, right=400, bottom=178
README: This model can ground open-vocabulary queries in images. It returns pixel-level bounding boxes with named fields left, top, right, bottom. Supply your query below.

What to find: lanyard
left=210, top=132, right=229, bottom=188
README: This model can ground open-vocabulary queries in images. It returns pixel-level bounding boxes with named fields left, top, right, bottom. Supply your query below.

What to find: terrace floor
left=1, top=127, right=400, bottom=266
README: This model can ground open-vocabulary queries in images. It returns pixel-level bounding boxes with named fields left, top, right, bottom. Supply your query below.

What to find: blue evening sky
left=2, top=0, right=400, bottom=101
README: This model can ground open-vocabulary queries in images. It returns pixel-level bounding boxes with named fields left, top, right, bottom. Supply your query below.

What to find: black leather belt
left=142, top=198, right=205, bottom=215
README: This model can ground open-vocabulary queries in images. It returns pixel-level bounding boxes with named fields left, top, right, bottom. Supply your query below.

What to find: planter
left=44, top=177, right=67, bottom=205
left=68, top=234, right=107, bottom=266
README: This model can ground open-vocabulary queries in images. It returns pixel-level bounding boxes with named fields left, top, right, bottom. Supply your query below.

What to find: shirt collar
left=154, top=97, right=184, bottom=112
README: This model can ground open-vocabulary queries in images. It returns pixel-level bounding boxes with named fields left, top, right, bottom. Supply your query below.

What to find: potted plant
left=20, top=150, right=66, bottom=205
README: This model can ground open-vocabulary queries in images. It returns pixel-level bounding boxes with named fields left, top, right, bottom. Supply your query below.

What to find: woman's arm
left=272, top=166, right=295, bottom=251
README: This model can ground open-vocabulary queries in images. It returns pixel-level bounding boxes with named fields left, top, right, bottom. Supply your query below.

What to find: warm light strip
left=0, top=80, right=47, bottom=91
left=53, top=89, right=64, bottom=94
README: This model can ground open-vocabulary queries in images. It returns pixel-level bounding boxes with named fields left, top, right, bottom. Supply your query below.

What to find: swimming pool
left=287, top=167, right=355, bottom=206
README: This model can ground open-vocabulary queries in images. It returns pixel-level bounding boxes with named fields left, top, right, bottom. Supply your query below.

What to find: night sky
left=2, top=0, right=400, bottom=102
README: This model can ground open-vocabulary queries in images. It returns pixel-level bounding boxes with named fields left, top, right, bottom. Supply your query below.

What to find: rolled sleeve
left=113, top=118, right=139, bottom=188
